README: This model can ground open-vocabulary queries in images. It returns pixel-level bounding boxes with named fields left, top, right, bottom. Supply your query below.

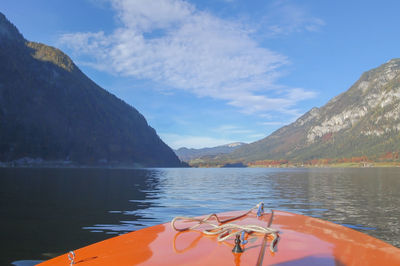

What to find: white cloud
left=287, top=88, right=317, bottom=101
left=248, top=133, right=266, bottom=139
left=264, top=0, right=325, bottom=36
left=111, top=0, right=194, bottom=31
left=59, top=0, right=316, bottom=115
left=160, top=133, right=238, bottom=149
left=213, top=125, right=254, bottom=135
left=259, top=121, right=286, bottom=126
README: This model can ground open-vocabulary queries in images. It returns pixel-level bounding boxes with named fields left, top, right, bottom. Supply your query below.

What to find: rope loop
left=171, top=202, right=278, bottom=253
left=68, top=251, right=75, bottom=265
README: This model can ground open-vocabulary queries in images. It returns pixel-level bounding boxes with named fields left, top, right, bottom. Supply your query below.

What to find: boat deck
left=38, top=210, right=400, bottom=265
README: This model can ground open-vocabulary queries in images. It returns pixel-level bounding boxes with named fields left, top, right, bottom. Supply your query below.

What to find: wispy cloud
left=248, top=133, right=266, bottom=139
left=160, top=133, right=238, bottom=149
left=59, top=0, right=317, bottom=115
left=264, top=0, right=325, bottom=36
left=213, top=125, right=254, bottom=135
left=259, top=121, right=286, bottom=126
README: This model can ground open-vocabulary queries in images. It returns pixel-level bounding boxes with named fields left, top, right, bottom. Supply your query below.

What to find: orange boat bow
left=38, top=210, right=400, bottom=265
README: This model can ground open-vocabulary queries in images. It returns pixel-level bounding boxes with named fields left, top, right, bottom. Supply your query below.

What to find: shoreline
left=188, top=161, right=400, bottom=168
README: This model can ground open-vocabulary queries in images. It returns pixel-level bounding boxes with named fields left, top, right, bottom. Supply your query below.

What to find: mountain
left=0, top=13, right=183, bottom=167
left=174, top=142, right=246, bottom=162
left=208, top=59, right=400, bottom=166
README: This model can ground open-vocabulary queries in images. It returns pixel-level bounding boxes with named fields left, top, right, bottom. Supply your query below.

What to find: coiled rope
left=171, top=203, right=279, bottom=253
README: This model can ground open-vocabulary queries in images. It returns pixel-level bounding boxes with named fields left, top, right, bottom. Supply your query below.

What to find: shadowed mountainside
left=0, top=13, right=183, bottom=167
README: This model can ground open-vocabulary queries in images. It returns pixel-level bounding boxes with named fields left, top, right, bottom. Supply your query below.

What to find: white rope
left=171, top=203, right=279, bottom=252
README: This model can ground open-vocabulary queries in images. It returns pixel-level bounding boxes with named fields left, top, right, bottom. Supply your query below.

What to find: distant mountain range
left=2, top=11, right=398, bottom=168
left=197, top=59, right=400, bottom=166
left=174, top=142, right=246, bottom=162
left=0, top=13, right=183, bottom=167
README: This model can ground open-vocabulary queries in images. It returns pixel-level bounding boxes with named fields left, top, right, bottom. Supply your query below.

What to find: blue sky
left=2, top=0, right=400, bottom=149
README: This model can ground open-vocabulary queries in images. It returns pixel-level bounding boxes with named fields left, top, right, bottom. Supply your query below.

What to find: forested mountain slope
left=0, top=13, right=182, bottom=167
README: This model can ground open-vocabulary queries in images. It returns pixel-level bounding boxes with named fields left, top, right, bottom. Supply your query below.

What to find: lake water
left=0, top=167, right=399, bottom=265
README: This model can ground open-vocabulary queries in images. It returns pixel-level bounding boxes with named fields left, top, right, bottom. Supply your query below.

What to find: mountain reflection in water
left=0, top=167, right=399, bottom=265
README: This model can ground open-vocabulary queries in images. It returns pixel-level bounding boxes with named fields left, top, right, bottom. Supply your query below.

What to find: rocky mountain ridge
left=202, top=59, right=400, bottom=166
left=306, top=59, right=400, bottom=143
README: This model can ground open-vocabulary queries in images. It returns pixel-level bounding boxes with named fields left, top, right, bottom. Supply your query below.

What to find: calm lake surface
left=0, top=167, right=399, bottom=265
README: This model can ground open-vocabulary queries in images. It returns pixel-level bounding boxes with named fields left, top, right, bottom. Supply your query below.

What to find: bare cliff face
left=220, top=59, right=400, bottom=163
left=307, top=59, right=400, bottom=144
